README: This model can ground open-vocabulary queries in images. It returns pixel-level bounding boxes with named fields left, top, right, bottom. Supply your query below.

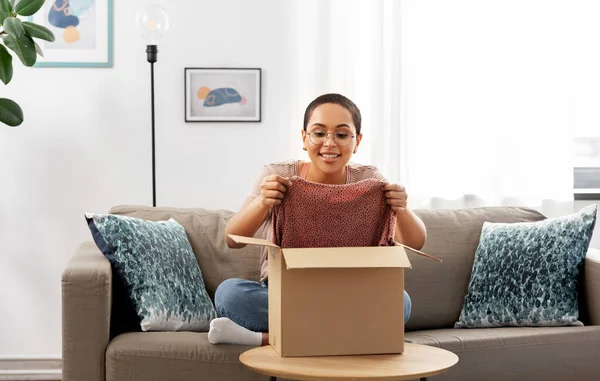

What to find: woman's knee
left=215, top=278, right=245, bottom=306
left=214, top=278, right=246, bottom=314
left=404, top=290, right=412, bottom=323
left=214, top=278, right=268, bottom=315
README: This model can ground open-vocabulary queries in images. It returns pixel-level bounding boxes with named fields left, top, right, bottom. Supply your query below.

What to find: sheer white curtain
left=291, top=0, right=404, bottom=168
left=293, top=0, right=576, bottom=216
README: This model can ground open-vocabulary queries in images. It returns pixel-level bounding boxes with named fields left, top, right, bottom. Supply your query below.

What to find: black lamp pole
left=146, top=44, right=158, bottom=207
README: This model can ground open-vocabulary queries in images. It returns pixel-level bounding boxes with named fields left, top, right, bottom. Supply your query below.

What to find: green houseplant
left=0, top=0, right=54, bottom=127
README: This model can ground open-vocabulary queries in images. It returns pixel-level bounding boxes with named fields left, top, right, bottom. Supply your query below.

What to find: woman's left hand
left=384, top=183, right=408, bottom=213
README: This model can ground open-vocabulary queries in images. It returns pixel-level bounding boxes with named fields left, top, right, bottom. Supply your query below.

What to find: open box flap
left=228, top=234, right=279, bottom=248
left=282, top=246, right=411, bottom=269
left=394, top=241, right=443, bottom=263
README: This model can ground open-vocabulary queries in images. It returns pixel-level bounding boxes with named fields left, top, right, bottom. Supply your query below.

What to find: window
left=574, top=137, right=600, bottom=200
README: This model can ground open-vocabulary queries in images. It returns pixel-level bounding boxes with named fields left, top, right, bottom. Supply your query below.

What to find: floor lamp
left=135, top=4, right=170, bottom=207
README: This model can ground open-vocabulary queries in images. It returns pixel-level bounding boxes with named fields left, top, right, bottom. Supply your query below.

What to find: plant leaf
left=2, top=34, right=36, bottom=66
left=0, top=0, right=12, bottom=13
left=4, top=17, right=24, bottom=39
left=0, top=44, right=13, bottom=84
left=0, top=10, right=8, bottom=24
left=14, top=0, right=43, bottom=16
left=0, top=97, right=23, bottom=126
left=33, top=40, right=42, bottom=56
left=22, top=21, right=54, bottom=42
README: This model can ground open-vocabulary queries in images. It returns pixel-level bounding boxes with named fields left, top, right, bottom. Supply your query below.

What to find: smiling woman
left=300, top=99, right=362, bottom=184
left=206, top=93, right=427, bottom=347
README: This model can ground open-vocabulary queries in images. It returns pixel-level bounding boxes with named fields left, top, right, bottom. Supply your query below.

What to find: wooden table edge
left=239, top=345, right=459, bottom=381
left=240, top=362, right=458, bottom=381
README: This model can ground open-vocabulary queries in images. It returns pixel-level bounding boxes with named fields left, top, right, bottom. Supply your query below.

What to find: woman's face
left=302, top=103, right=362, bottom=176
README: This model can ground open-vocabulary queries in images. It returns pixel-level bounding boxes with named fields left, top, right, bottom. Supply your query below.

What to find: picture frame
left=184, top=68, right=261, bottom=122
left=29, top=0, right=114, bottom=68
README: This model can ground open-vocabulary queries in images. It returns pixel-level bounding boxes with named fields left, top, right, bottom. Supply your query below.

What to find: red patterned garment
left=271, top=177, right=397, bottom=248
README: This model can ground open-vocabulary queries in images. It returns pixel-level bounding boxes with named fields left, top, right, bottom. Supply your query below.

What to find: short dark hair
left=303, top=93, right=362, bottom=134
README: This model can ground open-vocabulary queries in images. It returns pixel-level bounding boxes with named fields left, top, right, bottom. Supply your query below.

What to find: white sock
left=208, top=317, right=262, bottom=346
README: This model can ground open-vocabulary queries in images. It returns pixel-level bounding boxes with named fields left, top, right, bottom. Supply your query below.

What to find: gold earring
left=303, top=147, right=307, bottom=151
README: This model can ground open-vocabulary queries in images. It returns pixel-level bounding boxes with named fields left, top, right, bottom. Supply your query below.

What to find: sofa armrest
left=62, top=241, right=111, bottom=381
left=584, top=248, right=600, bottom=325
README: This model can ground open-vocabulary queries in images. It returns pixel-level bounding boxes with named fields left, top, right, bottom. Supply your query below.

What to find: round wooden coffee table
left=239, top=343, right=459, bottom=381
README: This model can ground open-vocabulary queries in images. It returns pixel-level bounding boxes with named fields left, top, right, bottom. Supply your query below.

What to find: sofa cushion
left=108, top=205, right=263, bottom=300
left=106, top=332, right=260, bottom=381
left=455, top=205, right=597, bottom=328
left=405, top=207, right=547, bottom=331
left=405, top=326, right=600, bottom=381
left=86, top=214, right=217, bottom=331
left=106, top=332, right=274, bottom=381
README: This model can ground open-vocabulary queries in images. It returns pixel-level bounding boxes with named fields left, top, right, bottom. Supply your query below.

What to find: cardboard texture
left=228, top=234, right=412, bottom=357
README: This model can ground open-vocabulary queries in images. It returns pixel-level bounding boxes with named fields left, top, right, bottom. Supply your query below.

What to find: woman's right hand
left=259, top=175, right=293, bottom=207
left=225, top=175, right=293, bottom=248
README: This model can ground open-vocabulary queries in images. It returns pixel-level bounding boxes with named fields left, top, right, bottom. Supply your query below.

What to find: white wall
left=0, top=0, right=598, bottom=361
left=0, top=0, right=299, bottom=358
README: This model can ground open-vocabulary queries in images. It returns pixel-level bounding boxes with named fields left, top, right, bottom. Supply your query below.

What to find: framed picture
left=29, top=0, right=113, bottom=67
left=185, top=68, right=261, bottom=122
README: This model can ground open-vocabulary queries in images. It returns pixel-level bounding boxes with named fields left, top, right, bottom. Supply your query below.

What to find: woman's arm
left=225, top=174, right=293, bottom=248
left=225, top=196, right=271, bottom=248
left=383, top=182, right=427, bottom=250
left=394, top=208, right=427, bottom=250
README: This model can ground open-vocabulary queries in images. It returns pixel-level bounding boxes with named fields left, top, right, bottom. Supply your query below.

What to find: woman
left=208, top=93, right=427, bottom=346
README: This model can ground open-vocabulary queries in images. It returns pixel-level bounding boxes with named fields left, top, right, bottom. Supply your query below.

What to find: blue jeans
left=214, top=278, right=412, bottom=332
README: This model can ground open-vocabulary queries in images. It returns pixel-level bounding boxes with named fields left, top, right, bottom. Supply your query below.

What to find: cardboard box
left=229, top=234, right=412, bottom=357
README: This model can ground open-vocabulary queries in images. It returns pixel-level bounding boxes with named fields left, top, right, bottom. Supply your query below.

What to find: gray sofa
left=62, top=205, right=600, bottom=381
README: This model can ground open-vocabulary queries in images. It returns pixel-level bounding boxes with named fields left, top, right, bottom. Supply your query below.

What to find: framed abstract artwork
left=184, top=68, right=261, bottom=122
left=29, top=0, right=113, bottom=67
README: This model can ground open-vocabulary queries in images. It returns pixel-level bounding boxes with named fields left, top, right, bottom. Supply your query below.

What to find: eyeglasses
left=307, top=130, right=356, bottom=147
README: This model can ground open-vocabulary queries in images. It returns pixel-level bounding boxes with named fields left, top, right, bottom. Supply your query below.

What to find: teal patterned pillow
left=456, top=205, right=597, bottom=328
left=86, top=213, right=217, bottom=331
